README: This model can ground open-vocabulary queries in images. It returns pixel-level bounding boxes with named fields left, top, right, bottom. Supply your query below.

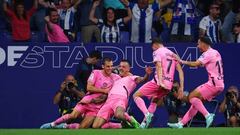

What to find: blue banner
left=0, top=43, right=239, bottom=128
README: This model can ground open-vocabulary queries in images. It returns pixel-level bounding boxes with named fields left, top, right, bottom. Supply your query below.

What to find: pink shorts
left=197, top=83, right=224, bottom=101
left=97, top=94, right=128, bottom=121
left=74, top=103, right=102, bottom=117
left=138, top=80, right=170, bottom=99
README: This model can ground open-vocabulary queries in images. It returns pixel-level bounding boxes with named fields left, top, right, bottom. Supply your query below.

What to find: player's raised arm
left=176, top=63, right=184, bottom=99
left=135, top=66, right=153, bottom=84
left=181, top=60, right=202, bottom=67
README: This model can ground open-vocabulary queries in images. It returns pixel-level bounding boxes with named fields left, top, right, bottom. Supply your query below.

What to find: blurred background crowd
left=0, top=0, right=239, bottom=43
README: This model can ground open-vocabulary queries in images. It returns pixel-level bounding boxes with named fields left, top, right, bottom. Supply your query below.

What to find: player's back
left=109, top=75, right=139, bottom=98
left=154, top=47, right=178, bottom=90
left=199, top=48, right=224, bottom=87
left=153, top=47, right=177, bottom=90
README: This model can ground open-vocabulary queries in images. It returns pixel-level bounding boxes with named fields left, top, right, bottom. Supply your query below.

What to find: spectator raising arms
left=45, top=8, right=69, bottom=43
left=57, top=0, right=82, bottom=41
left=3, top=0, right=38, bottom=42
left=125, top=0, right=172, bottom=43
left=89, top=0, right=132, bottom=43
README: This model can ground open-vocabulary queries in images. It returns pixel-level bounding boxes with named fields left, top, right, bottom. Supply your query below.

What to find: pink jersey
left=109, top=75, right=139, bottom=98
left=45, top=22, right=69, bottom=43
left=198, top=48, right=224, bottom=87
left=80, top=70, right=121, bottom=104
left=153, top=47, right=178, bottom=90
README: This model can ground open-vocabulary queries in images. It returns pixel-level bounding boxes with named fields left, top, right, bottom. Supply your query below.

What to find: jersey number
left=167, top=59, right=173, bottom=74
left=216, top=61, right=222, bottom=75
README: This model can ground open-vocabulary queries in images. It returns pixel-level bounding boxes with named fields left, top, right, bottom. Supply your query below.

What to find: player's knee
left=115, top=112, right=124, bottom=120
left=70, top=112, right=78, bottom=119
left=188, top=91, right=197, bottom=101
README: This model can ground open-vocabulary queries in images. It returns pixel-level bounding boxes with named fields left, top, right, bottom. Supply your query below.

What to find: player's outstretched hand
left=172, top=54, right=184, bottom=64
left=145, top=66, right=153, bottom=75
left=177, top=87, right=184, bottom=100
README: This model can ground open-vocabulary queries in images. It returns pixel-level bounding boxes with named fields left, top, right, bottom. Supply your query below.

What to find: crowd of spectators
left=0, top=0, right=239, bottom=43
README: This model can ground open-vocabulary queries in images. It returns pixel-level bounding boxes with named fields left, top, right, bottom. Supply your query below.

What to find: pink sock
left=142, top=102, right=157, bottom=122
left=180, top=105, right=198, bottom=125
left=124, top=112, right=132, bottom=122
left=134, top=97, right=148, bottom=115
left=66, top=123, right=80, bottom=129
left=101, top=122, right=122, bottom=129
left=190, top=97, right=209, bottom=117
left=148, top=102, right=157, bottom=114
left=54, top=114, right=71, bottom=125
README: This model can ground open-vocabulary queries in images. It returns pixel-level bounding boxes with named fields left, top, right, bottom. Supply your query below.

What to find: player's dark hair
left=102, top=57, right=112, bottom=65
left=121, top=59, right=132, bottom=67
left=151, top=37, right=163, bottom=45
left=199, top=36, right=213, bottom=46
left=46, top=8, right=58, bottom=16
left=89, top=50, right=102, bottom=60
left=209, top=1, right=220, bottom=10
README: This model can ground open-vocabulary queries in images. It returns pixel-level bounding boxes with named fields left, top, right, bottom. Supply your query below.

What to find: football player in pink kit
left=92, top=60, right=153, bottom=129
left=168, top=37, right=224, bottom=128
left=133, top=38, right=184, bottom=128
left=40, top=57, right=121, bottom=129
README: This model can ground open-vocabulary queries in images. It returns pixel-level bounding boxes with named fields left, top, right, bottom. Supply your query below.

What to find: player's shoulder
left=92, top=69, right=102, bottom=74
left=211, top=48, right=222, bottom=58
left=130, top=75, right=140, bottom=81
left=209, top=48, right=220, bottom=54
left=203, top=48, right=220, bottom=59
left=153, top=48, right=161, bottom=55
left=112, top=73, right=121, bottom=79
left=164, top=47, right=176, bottom=57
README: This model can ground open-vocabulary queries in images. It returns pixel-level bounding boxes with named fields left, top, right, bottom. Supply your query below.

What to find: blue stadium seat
left=0, top=21, right=6, bottom=31
left=0, top=31, right=12, bottom=42
left=151, top=30, right=158, bottom=39
left=76, top=32, right=82, bottom=42
left=120, top=31, right=129, bottom=43
left=31, top=31, right=45, bottom=42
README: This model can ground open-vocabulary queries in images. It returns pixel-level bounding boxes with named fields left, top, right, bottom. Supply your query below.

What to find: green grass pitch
left=0, top=128, right=240, bottom=135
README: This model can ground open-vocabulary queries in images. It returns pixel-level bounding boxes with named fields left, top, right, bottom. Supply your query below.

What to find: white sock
left=178, top=121, right=183, bottom=126
left=51, top=122, right=55, bottom=127
left=205, top=113, right=210, bottom=119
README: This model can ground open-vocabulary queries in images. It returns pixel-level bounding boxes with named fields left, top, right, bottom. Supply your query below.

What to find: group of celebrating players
left=40, top=36, right=224, bottom=129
